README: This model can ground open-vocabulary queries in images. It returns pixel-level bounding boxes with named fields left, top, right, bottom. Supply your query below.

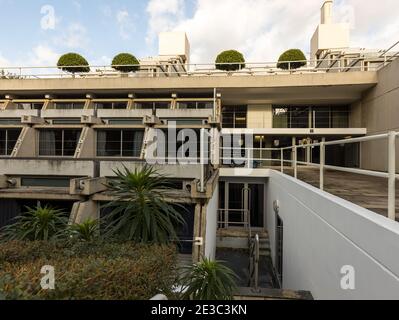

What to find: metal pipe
left=320, top=138, right=325, bottom=190
left=388, top=131, right=396, bottom=220
left=200, top=128, right=205, bottom=192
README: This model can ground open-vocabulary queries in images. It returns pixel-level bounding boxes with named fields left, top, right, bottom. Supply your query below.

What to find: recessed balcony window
left=16, top=103, right=43, bottom=110
left=222, top=106, right=247, bottom=128
left=94, top=102, right=127, bottom=110
left=39, top=129, right=81, bottom=156
left=53, top=102, right=85, bottom=110
left=96, top=129, right=144, bottom=157
left=177, top=101, right=213, bottom=109
left=134, top=102, right=171, bottom=110
left=0, top=129, right=21, bottom=156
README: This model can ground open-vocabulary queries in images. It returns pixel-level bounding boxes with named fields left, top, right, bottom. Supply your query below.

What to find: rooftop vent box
left=159, top=32, right=190, bottom=64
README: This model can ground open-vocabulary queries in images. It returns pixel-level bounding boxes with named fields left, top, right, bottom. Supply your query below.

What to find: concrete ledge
left=234, top=287, right=313, bottom=300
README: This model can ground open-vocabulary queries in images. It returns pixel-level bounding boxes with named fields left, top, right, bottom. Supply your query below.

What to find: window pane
left=0, top=131, right=6, bottom=155
left=290, top=107, right=309, bottom=128
left=332, top=108, right=349, bottom=128
left=97, top=130, right=121, bottom=156
left=122, top=130, right=144, bottom=157
left=63, top=130, right=81, bottom=156
left=314, top=107, right=330, bottom=128
left=39, top=130, right=63, bottom=156
left=273, top=107, right=289, bottom=128
left=6, top=129, right=21, bottom=155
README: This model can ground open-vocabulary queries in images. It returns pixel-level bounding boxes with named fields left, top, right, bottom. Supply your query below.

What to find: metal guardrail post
left=280, top=149, right=284, bottom=173
left=293, top=146, right=297, bottom=179
left=388, top=131, right=396, bottom=220
left=320, top=138, right=325, bottom=191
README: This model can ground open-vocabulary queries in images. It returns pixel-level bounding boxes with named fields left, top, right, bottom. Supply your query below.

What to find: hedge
left=0, top=241, right=177, bottom=300
left=112, top=53, right=140, bottom=72
left=57, top=53, right=90, bottom=73
left=215, top=50, right=246, bottom=71
left=277, top=49, right=307, bottom=70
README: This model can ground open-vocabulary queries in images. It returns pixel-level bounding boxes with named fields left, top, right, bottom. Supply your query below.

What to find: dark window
left=97, top=129, right=144, bottom=157
left=0, top=129, right=21, bottom=155
left=95, top=102, right=128, bottom=110
left=16, top=103, right=43, bottom=110
left=54, top=102, right=85, bottom=110
left=135, top=102, right=171, bottom=110
left=273, top=105, right=349, bottom=128
left=39, top=129, right=81, bottom=156
left=178, top=101, right=213, bottom=109
left=222, top=106, right=247, bottom=128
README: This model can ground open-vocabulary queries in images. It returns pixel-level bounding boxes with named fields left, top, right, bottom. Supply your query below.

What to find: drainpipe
left=200, top=128, right=205, bottom=192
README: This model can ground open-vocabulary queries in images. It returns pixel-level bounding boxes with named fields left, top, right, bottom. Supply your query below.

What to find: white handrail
left=221, top=130, right=398, bottom=220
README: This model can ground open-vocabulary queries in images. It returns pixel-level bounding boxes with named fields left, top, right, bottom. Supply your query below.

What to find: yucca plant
left=67, top=218, right=99, bottom=242
left=103, top=165, right=185, bottom=244
left=0, top=204, right=68, bottom=242
left=180, top=257, right=238, bottom=300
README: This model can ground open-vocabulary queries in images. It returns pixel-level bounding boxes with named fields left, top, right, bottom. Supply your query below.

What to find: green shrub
left=67, top=219, right=99, bottom=243
left=103, top=165, right=185, bottom=244
left=277, top=49, right=307, bottom=70
left=112, top=53, right=140, bottom=72
left=0, top=204, right=68, bottom=242
left=0, top=240, right=177, bottom=300
left=215, top=50, right=246, bottom=71
left=57, top=53, right=90, bottom=73
left=180, top=257, right=238, bottom=300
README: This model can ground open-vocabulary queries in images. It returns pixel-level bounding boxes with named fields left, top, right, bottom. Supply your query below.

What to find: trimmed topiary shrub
left=215, top=50, right=246, bottom=71
left=0, top=241, right=177, bottom=300
left=112, top=53, right=140, bottom=72
left=277, top=49, right=307, bottom=70
left=57, top=53, right=90, bottom=73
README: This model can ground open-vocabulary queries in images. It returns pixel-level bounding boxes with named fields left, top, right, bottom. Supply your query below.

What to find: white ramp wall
left=267, top=170, right=399, bottom=299
left=204, top=184, right=218, bottom=260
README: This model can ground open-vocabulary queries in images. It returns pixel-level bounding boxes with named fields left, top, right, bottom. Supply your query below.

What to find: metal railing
left=222, top=130, right=399, bottom=220
left=1, top=56, right=397, bottom=80
left=217, top=208, right=250, bottom=229
left=248, top=233, right=260, bottom=292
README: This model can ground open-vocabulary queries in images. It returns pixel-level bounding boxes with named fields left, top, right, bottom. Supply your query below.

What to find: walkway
left=283, top=167, right=399, bottom=221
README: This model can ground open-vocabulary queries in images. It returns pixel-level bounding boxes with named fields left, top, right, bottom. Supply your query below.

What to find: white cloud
left=116, top=10, right=135, bottom=40
left=0, top=53, right=9, bottom=67
left=55, top=22, right=89, bottom=49
left=30, top=45, right=60, bottom=66
left=146, top=0, right=399, bottom=63
left=146, top=0, right=185, bottom=44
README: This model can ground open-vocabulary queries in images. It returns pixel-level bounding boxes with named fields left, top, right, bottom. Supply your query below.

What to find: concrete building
left=0, top=1, right=398, bottom=299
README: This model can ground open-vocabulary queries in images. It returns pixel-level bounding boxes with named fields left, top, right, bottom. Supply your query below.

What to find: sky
left=0, top=0, right=398, bottom=67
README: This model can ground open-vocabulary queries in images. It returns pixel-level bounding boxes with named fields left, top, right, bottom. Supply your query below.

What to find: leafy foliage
left=112, top=53, right=140, bottom=72
left=215, top=50, right=246, bottom=71
left=103, top=165, right=185, bottom=244
left=277, top=49, right=307, bottom=70
left=0, top=204, right=68, bottom=242
left=180, top=257, right=238, bottom=300
left=67, top=218, right=99, bottom=243
left=57, top=53, right=90, bottom=73
left=0, top=241, right=177, bottom=300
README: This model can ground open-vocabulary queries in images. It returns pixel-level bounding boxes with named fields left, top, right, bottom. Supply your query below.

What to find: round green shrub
left=215, top=50, right=246, bottom=71
left=112, top=53, right=140, bottom=72
left=57, top=53, right=90, bottom=73
left=277, top=49, right=307, bottom=70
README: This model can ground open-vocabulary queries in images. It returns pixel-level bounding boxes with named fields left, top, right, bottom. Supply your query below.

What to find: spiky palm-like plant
left=180, top=257, right=238, bottom=300
left=0, top=204, right=68, bottom=242
left=103, top=165, right=185, bottom=244
left=68, top=218, right=99, bottom=242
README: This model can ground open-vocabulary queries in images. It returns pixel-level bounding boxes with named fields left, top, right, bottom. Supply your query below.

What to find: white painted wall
left=204, top=184, right=218, bottom=260
left=266, top=170, right=399, bottom=299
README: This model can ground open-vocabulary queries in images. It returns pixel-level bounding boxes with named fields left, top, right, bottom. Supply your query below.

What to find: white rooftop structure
left=311, top=0, right=350, bottom=61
